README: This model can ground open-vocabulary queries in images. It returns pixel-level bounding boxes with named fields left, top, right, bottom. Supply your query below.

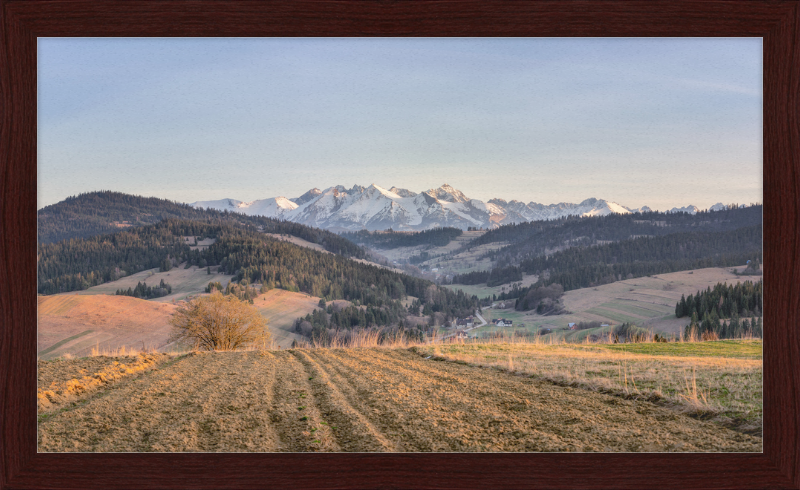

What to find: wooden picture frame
left=2, top=1, right=797, bottom=488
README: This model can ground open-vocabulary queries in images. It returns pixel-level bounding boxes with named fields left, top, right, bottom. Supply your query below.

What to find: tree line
left=675, top=279, right=762, bottom=320
left=37, top=218, right=366, bottom=295
left=116, top=279, right=173, bottom=299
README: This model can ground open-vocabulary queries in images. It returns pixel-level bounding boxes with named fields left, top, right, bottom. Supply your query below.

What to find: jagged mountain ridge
left=189, top=184, right=707, bottom=232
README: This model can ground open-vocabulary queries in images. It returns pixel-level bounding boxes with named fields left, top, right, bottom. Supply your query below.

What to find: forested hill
left=37, top=191, right=364, bottom=258
left=470, top=204, right=762, bottom=265
left=487, top=225, right=763, bottom=311
left=37, top=219, right=477, bottom=329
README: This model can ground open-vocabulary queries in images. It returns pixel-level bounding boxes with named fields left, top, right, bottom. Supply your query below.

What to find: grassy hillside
left=37, top=294, right=178, bottom=359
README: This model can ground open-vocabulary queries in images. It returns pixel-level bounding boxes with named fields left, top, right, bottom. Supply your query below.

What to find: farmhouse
left=456, top=317, right=474, bottom=328
left=494, top=319, right=513, bottom=327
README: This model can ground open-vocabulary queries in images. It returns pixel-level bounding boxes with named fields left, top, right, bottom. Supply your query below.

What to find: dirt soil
left=37, top=348, right=761, bottom=453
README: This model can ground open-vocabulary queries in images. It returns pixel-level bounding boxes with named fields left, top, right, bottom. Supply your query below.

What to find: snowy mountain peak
left=388, top=187, right=417, bottom=198
left=365, top=183, right=401, bottom=199
left=190, top=185, right=703, bottom=231
left=188, top=198, right=243, bottom=212
left=425, top=184, right=470, bottom=203
left=291, top=188, right=322, bottom=205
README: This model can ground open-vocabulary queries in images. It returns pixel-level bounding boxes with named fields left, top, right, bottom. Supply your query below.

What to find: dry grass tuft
left=38, top=352, right=167, bottom=412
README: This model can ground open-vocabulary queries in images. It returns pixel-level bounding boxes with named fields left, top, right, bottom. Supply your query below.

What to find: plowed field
left=38, top=348, right=761, bottom=452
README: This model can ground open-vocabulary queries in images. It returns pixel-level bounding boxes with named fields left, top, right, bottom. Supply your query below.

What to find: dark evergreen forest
left=115, top=279, right=173, bottom=300
left=677, top=280, right=763, bottom=340
left=675, top=279, right=762, bottom=320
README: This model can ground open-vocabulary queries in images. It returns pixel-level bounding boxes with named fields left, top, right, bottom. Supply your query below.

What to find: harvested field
left=38, top=348, right=761, bottom=452
left=38, top=295, right=179, bottom=359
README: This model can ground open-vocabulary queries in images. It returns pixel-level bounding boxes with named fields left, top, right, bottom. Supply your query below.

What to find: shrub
left=169, top=291, right=270, bottom=351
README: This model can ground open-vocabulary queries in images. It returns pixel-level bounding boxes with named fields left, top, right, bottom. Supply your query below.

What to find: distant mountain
left=190, top=184, right=673, bottom=232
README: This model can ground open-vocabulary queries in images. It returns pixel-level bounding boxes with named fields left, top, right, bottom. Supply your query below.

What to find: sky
left=38, top=38, right=762, bottom=211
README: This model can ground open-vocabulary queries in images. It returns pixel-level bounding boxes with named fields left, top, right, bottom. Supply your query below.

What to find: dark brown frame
left=2, top=1, right=798, bottom=489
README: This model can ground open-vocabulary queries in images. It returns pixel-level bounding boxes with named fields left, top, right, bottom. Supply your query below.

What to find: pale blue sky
left=38, top=38, right=762, bottom=211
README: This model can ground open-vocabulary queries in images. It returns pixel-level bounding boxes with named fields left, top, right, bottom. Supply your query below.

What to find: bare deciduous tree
left=169, top=291, right=270, bottom=351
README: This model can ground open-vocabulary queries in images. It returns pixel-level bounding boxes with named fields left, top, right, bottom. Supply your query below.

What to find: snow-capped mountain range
left=189, top=184, right=718, bottom=232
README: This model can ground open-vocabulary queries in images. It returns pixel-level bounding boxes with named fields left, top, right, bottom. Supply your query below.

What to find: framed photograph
left=3, top=1, right=798, bottom=488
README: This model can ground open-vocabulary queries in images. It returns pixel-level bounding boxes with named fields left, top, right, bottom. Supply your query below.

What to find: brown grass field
left=37, top=295, right=179, bottom=359
left=37, top=347, right=760, bottom=452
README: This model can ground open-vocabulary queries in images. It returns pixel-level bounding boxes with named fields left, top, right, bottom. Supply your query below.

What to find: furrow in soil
left=295, top=349, right=396, bottom=452
left=268, top=351, right=341, bottom=452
